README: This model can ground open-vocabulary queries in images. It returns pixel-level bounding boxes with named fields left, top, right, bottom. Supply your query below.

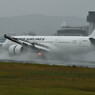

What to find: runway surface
left=0, top=47, right=95, bottom=68
left=0, top=59, right=95, bottom=68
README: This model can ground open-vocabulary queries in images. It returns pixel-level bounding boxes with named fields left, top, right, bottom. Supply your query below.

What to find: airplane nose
left=2, top=43, right=6, bottom=48
left=2, top=42, right=8, bottom=49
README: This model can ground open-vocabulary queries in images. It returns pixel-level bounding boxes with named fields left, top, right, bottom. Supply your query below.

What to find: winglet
left=4, top=34, right=7, bottom=38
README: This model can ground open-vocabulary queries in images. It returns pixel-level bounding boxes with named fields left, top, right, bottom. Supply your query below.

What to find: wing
left=4, top=34, right=51, bottom=52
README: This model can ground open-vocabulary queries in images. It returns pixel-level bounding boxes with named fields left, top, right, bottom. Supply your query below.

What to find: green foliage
left=0, top=62, right=95, bottom=95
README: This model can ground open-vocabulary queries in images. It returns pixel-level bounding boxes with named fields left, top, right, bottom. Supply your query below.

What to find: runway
left=33, top=60, right=95, bottom=68
left=0, top=48, right=95, bottom=68
left=0, top=59, right=95, bottom=68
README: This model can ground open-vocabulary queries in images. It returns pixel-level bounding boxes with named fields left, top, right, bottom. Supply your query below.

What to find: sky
left=0, top=0, right=95, bottom=18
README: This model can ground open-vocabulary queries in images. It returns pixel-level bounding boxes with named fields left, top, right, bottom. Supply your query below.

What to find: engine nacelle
left=9, top=44, right=23, bottom=55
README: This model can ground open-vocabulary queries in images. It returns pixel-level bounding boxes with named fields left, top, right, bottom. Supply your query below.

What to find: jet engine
left=9, top=44, right=23, bottom=55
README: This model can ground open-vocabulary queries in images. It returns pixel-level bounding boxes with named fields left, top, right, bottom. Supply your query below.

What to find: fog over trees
left=0, top=15, right=87, bottom=36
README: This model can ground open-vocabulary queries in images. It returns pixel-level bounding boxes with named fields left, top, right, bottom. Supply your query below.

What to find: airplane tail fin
left=89, top=30, right=95, bottom=45
left=89, top=30, right=95, bottom=38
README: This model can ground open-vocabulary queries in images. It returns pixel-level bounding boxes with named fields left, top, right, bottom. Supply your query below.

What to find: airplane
left=2, top=30, right=95, bottom=59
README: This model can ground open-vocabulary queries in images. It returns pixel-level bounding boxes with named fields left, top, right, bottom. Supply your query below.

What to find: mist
left=0, top=0, right=95, bottom=18
left=0, top=15, right=87, bottom=36
left=0, top=46, right=95, bottom=68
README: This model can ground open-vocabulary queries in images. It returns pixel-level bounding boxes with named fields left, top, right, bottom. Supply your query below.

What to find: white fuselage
left=2, top=36, right=94, bottom=54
